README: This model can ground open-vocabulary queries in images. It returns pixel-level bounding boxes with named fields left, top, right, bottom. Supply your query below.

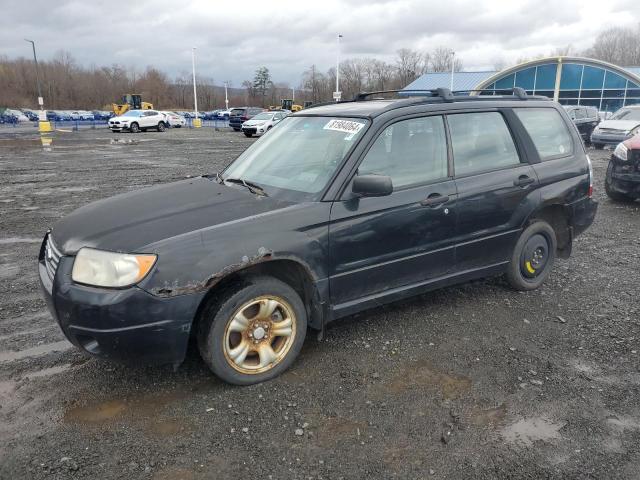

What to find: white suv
left=108, top=110, right=166, bottom=133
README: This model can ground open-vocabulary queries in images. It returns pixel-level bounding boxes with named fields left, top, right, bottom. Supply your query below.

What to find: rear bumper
left=569, top=196, right=598, bottom=237
left=39, top=245, right=204, bottom=366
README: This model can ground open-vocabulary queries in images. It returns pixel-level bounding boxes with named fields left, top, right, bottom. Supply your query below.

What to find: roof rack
left=354, top=88, right=455, bottom=102
left=453, top=87, right=529, bottom=100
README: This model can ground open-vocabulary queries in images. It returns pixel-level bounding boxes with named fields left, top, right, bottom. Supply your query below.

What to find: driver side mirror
left=352, top=174, right=393, bottom=197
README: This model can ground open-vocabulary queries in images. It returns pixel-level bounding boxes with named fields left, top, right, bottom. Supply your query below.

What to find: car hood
left=52, top=176, right=293, bottom=254
left=109, top=115, right=136, bottom=122
left=243, top=120, right=267, bottom=126
left=597, top=119, right=640, bottom=131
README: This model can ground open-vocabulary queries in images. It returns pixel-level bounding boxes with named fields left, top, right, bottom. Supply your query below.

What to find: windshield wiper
left=224, top=177, right=268, bottom=197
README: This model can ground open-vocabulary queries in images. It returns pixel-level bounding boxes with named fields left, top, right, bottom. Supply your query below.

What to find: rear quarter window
left=515, top=108, right=573, bottom=160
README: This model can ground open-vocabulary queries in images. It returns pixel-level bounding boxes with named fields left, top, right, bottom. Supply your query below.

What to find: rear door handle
left=420, top=194, right=450, bottom=207
left=514, top=175, right=535, bottom=187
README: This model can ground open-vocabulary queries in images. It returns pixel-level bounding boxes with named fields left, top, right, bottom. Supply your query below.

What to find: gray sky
left=1, top=0, right=638, bottom=86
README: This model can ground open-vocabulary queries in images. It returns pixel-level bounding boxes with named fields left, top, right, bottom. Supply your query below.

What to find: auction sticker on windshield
left=323, top=119, right=365, bottom=136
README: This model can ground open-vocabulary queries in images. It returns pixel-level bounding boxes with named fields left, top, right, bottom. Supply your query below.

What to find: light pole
left=191, top=47, right=201, bottom=128
left=335, top=34, right=342, bottom=101
left=25, top=39, right=51, bottom=132
left=450, top=50, right=455, bottom=92
left=292, top=87, right=295, bottom=103
left=224, top=81, right=229, bottom=110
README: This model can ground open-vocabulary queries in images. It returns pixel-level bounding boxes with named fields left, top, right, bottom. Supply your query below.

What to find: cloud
left=1, top=0, right=638, bottom=85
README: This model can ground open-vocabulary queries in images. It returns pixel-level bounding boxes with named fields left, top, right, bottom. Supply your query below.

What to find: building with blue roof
left=403, top=56, right=640, bottom=113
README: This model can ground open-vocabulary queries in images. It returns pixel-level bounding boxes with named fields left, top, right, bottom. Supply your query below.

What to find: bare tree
left=428, top=46, right=463, bottom=73
left=395, top=48, right=425, bottom=87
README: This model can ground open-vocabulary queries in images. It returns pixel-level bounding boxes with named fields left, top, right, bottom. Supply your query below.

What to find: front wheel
left=197, top=277, right=307, bottom=385
left=129, top=122, right=139, bottom=133
left=157, top=122, right=166, bottom=132
left=233, top=128, right=241, bottom=132
left=506, top=221, right=557, bottom=291
left=593, top=143, right=604, bottom=150
left=244, top=132, right=252, bottom=137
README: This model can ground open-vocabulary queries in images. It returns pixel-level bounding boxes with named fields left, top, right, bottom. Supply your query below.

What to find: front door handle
left=420, top=194, right=450, bottom=207
left=514, top=175, right=535, bottom=187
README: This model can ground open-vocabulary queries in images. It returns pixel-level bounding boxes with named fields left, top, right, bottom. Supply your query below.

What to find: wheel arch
left=191, top=258, right=325, bottom=341
left=526, top=203, right=572, bottom=258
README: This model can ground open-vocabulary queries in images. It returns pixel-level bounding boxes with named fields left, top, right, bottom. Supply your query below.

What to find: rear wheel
left=233, top=128, right=241, bottom=132
left=157, top=122, right=166, bottom=132
left=129, top=122, right=139, bottom=133
left=197, top=276, right=307, bottom=385
left=506, top=221, right=557, bottom=291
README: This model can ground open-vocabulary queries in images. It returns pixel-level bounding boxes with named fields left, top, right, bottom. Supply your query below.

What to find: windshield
left=122, top=110, right=143, bottom=117
left=610, top=108, right=640, bottom=121
left=251, top=113, right=274, bottom=121
left=223, top=116, right=369, bottom=201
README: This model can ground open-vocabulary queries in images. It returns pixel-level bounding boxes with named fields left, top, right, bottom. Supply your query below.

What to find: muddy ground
left=0, top=125, right=639, bottom=480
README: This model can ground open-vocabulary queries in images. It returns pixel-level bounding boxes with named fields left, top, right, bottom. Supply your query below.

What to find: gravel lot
left=1, top=125, right=639, bottom=479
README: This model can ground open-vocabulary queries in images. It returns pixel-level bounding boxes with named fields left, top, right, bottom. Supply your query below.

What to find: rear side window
left=515, top=108, right=573, bottom=160
left=448, top=112, right=520, bottom=177
left=230, top=109, right=245, bottom=116
left=358, top=116, right=448, bottom=188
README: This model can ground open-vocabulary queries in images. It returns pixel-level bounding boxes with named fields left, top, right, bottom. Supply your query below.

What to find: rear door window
left=514, top=108, right=573, bottom=160
left=447, top=112, right=521, bottom=177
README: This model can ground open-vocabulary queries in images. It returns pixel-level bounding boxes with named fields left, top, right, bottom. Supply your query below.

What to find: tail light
left=586, top=154, right=593, bottom=197
left=241, top=116, right=248, bottom=121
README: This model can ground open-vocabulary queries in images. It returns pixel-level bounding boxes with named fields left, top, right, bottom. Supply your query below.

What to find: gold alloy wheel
left=222, top=295, right=296, bottom=374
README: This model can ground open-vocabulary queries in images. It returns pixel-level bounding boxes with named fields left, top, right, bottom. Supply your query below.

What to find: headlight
left=613, top=142, right=628, bottom=162
left=72, top=248, right=157, bottom=287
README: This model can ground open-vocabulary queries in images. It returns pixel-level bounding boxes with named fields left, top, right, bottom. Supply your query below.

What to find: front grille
left=44, top=235, right=62, bottom=282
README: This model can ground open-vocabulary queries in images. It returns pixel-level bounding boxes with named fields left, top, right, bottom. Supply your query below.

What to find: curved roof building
left=403, top=56, right=640, bottom=113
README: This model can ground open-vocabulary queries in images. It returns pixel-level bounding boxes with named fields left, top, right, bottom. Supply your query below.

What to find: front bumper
left=569, top=196, right=598, bottom=237
left=608, top=160, right=640, bottom=198
left=38, top=238, right=204, bottom=366
left=590, top=132, right=630, bottom=145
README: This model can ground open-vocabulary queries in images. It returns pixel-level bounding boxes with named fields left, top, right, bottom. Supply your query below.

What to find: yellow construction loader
left=112, top=94, right=153, bottom=116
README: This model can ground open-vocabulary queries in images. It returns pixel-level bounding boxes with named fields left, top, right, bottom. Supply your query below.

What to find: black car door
left=448, top=110, right=539, bottom=271
left=329, top=115, right=457, bottom=311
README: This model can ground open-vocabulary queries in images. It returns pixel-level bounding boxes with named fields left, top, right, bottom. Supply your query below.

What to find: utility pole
left=450, top=50, right=455, bottom=91
left=334, top=34, right=342, bottom=101
left=191, top=47, right=201, bottom=127
left=25, top=39, right=51, bottom=132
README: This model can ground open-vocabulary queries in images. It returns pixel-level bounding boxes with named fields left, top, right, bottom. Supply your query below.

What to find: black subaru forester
left=39, top=88, right=597, bottom=385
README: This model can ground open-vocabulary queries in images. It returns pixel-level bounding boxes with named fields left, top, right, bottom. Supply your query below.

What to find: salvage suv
left=39, top=88, right=597, bottom=385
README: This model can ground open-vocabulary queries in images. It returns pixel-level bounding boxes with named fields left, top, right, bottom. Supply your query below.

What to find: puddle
left=23, top=363, right=72, bottom=379
left=0, top=340, right=72, bottom=362
left=66, top=399, right=127, bottom=423
left=470, top=403, right=507, bottom=427
left=606, top=415, right=640, bottom=431
left=312, top=415, right=368, bottom=448
left=385, top=361, right=472, bottom=399
left=64, top=388, right=194, bottom=432
left=0, top=237, right=41, bottom=244
left=501, top=417, right=565, bottom=446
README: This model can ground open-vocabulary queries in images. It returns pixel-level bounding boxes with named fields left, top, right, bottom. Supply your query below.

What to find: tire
left=244, top=132, right=252, bottom=137
left=605, top=162, right=634, bottom=202
left=593, top=143, right=604, bottom=150
left=157, top=122, right=166, bottom=132
left=129, top=122, right=139, bottom=133
left=506, top=220, right=557, bottom=291
left=175, top=125, right=182, bottom=128
left=233, top=128, right=241, bottom=132
left=197, top=276, right=307, bottom=385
